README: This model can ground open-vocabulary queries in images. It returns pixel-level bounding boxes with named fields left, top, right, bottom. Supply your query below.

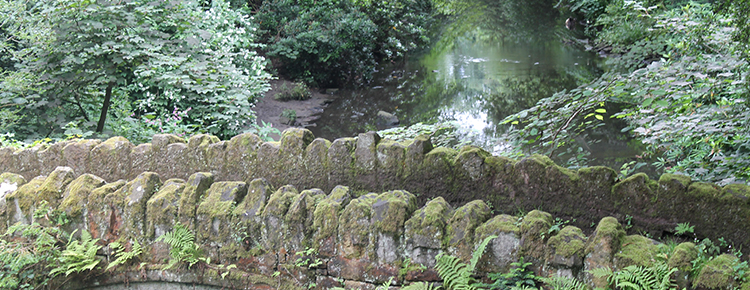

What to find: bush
left=275, top=82, right=312, bottom=101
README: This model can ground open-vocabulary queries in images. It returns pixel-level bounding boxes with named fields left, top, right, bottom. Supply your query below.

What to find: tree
left=1, top=0, right=270, bottom=140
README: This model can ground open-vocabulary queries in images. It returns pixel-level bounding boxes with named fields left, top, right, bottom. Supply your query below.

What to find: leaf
left=595, top=115, right=604, bottom=121
left=595, top=108, right=606, bottom=113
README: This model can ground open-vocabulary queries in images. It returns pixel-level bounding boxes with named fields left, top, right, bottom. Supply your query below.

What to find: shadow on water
left=309, top=0, right=640, bottom=168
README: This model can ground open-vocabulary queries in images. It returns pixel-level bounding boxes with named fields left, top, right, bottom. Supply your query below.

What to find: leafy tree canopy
left=0, top=0, right=271, bottom=142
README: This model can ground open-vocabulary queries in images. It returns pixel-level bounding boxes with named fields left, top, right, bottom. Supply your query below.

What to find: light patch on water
left=0, top=182, right=17, bottom=199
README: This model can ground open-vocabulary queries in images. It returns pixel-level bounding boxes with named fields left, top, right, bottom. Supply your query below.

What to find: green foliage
left=281, top=109, right=298, bottom=125
left=476, top=258, right=539, bottom=290
left=589, top=262, right=677, bottom=290
left=402, top=282, right=443, bottom=290
left=503, top=2, right=749, bottom=185
left=674, top=222, right=694, bottom=236
left=49, top=230, right=102, bottom=277
left=256, top=0, right=432, bottom=86
left=378, top=122, right=474, bottom=149
left=155, top=223, right=205, bottom=269
left=435, top=235, right=497, bottom=290
left=540, top=276, right=589, bottom=290
left=243, top=120, right=282, bottom=142
left=542, top=218, right=574, bottom=239
left=106, top=240, right=143, bottom=271
left=0, top=0, right=271, bottom=142
left=275, top=82, right=312, bottom=101
left=294, top=247, right=323, bottom=268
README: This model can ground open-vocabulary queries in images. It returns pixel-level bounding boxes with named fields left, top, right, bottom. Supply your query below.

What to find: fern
left=588, top=262, right=677, bottom=290
left=50, top=230, right=102, bottom=277
left=402, top=282, right=443, bottom=290
left=435, top=235, right=497, bottom=290
left=155, top=223, right=204, bottom=269
left=540, top=275, right=589, bottom=290
left=106, top=240, right=143, bottom=270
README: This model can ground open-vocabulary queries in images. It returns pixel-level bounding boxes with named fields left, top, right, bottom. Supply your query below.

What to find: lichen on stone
left=668, top=242, right=698, bottom=272
left=695, top=254, right=741, bottom=290
left=547, top=226, right=586, bottom=259
left=58, top=174, right=106, bottom=218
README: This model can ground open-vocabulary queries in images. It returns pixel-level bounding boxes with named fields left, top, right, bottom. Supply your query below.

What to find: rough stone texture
left=58, top=174, right=107, bottom=236
left=338, top=193, right=378, bottom=259
left=695, top=254, right=741, bottom=290
left=474, top=214, right=520, bottom=273
left=2, top=175, right=43, bottom=229
left=104, top=172, right=162, bottom=244
left=178, top=172, right=214, bottom=229
left=283, top=188, right=325, bottom=253
left=87, top=180, right=127, bottom=242
left=669, top=242, right=698, bottom=289
left=519, top=210, right=552, bottom=264
left=583, top=216, right=625, bottom=288
left=613, top=235, right=658, bottom=269
left=372, top=190, right=417, bottom=264
left=36, top=166, right=76, bottom=208
left=312, top=185, right=352, bottom=257
left=445, top=200, right=492, bottom=261
left=90, top=137, right=134, bottom=182
left=232, top=178, right=273, bottom=253
left=260, top=185, right=299, bottom=255
left=404, top=197, right=451, bottom=268
left=0, top=128, right=748, bottom=250
left=196, top=181, right=248, bottom=263
left=545, top=226, right=586, bottom=278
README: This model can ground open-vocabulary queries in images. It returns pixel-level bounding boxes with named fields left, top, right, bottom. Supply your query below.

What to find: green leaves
left=50, top=230, right=102, bottom=277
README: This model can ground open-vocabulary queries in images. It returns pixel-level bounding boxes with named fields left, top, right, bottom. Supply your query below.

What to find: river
left=309, top=0, right=639, bottom=168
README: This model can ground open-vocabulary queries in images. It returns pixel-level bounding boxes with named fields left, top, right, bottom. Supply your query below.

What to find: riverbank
left=254, top=79, right=335, bottom=140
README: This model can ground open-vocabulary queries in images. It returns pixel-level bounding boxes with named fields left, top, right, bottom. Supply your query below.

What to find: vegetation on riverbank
left=502, top=0, right=750, bottom=185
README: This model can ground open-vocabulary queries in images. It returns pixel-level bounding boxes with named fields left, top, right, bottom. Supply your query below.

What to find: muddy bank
left=254, top=79, right=335, bottom=139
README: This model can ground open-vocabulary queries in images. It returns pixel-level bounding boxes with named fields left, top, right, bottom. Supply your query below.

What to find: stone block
left=404, top=197, right=451, bottom=267
left=312, top=185, right=352, bottom=257
left=445, top=200, right=492, bottom=260
left=474, top=214, right=520, bottom=273
left=90, top=136, right=134, bottom=181
left=583, top=216, right=625, bottom=288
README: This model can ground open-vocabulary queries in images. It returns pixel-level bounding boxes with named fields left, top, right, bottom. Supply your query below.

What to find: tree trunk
left=96, top=82, right=114, bottom=133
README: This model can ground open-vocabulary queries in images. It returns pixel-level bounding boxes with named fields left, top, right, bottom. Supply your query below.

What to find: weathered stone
left=338, top=193, right=378, bottom=259
left=611, top=173, right=659, bottom=228
left=187, top=134, right=220, bottom=174
left=103, top=172, right=162, bottom=243
left=583, top=216, right=625, bottom=288
left=376, top=139, right=405, bottom=189
left=0, top=148, right=16, bottom=174
left=196, top=181, right=247, bottom=262
left=0, top=172, right=27, bottom=232
left=38, top=140, right=71, bottom=175
left=403, top=135, right=433, bottom=182
left=87, top=180, right=126, bottom=242
left=129, top=143, right=153, bottom=179
left=36, top=166, right=75, bottom=208
left=613, top=235, right=658, bottom=269
left=312, top=185, right=352, bottom=257
left=61, top=139, right=101, bottom=178
left=669, top=242, right=698, bottom=289
left=90, top=136, right=134, bottom=181
left=372, top=190, right=416, bottom=264
left=327, top=137, right=357, bottom=191
left=223, top=133, right=263, bottom=181
left=4, top=176, right=44, bottom=227
left=445, top=200, right=492, bottom=260
left=519, top=210, right=552, bottom=262
left=456, top=146, right=490, bottom=181
left=328, top=256, right=398, bottom=284
left=545, top=226, right=586, bottom=278
left=273, top=128, right=316, bottom=189
left=160, top=141, right=189, bottom=180
left=474, top=214, right=520, bottom=273
left=355, top=132, right=381, bottom=172
left=260, top=185, right=298, bottom=251
left=283, top=188, right=325, bottom=253
left=206, top=141, right=227, bottom=177
left=695, top=254, right=741, bottom=290
left=419, top=148, right=457, bottom=201
left=177, top=172, right=214, bottom=229
left=404, top=197, right=451, bottom=267
left=13, top=145, right=43, bottom=180
left=304, top=138, right=332, bottom=190
left=146, top=178, right=185, bottom=239
left=227, top=178, right=272, bottom=258
left=58, top=174, right=106, bottom=236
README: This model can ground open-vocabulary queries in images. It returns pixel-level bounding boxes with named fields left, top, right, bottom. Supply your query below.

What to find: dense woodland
left=1, top=0, right=749, bottom=182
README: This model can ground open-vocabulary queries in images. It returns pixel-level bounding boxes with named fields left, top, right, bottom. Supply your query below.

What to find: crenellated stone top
left=0, top=128, right=748, bottom=254
left=0, top=168, right=740, bottom=290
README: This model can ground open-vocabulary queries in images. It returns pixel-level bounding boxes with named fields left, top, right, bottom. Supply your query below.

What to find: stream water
left=309, top=0, right=639, bottom=167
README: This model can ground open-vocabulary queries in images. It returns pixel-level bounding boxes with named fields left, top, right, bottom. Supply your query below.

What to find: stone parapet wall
left=0, top=128, right=748, bottom=252
left=1, top=168, right=730, bottom=289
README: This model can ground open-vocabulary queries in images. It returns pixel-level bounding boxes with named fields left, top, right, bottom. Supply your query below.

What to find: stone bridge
left=0, top=128, right=747, bottom=289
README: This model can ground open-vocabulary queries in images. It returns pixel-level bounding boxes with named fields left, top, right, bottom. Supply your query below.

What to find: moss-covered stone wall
left=0, top=166, right=746, bottom=289
left=0, top=128, right=748, bottom=252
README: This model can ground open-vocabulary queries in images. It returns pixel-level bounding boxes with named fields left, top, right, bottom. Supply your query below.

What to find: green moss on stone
left=178, top=172, right=214, bottom=225
left=668, top=242, right=698, bottom=272
left=36, top=167, right=75, bottom=208
left=262, top=185, right=299, bottom=217
left=5, top=176, right=44, bottom=223
left=614, top=235, right=658, bottom=268
left=146, top=179, right=185, bottom=238
left=187, top=134, right=219, bottom=150
left=476, top=214, right=519, bottom=237
left=547, top=226, right=586, bottom=258
left=585, top=216, right=625, bottom=254
left=445, top=200, right=492, bottom=247
left=0, top=172, right=26, bottom=187
left=687, top=182, right=721, bottom=199
left=312, top=185, right=351, bottom=248
left=520, top=210, right=552, bottom=236
left=197, top=181, right=248, bottom=218
left=404, top=197, right=451, bottom=249
left=371, top=190, right=417, bottom=235
left=59, top=174, right=106, bottom=218
left=233, top=178, right=272, bottom=219
left=722, top=183, right=750, bottom=203
left=696, top=254, right=741, bottom=290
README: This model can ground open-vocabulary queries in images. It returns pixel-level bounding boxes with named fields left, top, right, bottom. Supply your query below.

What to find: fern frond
left=469, top=235, right=497, bottom=272
left=587, top=267, right=613, bottom=279
left=541, top=275, right=589, bottom=290
left=402, top=282, right=442, bottom=290
left=106, top=240, right=143, bottom=270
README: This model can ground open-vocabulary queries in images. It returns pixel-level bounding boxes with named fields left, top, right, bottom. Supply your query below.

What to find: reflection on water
left=309, top=0, right=607, bottom=158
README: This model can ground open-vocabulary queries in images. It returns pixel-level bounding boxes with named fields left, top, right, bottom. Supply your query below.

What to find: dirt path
left=254, top=79, right=334, bottom=139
